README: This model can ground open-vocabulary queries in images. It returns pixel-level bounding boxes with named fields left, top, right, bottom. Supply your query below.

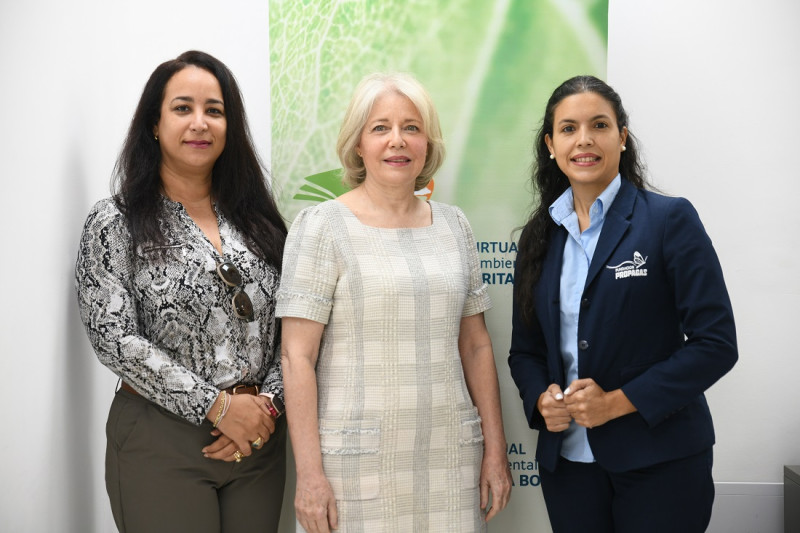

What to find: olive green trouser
left=106, top=388, right=287, bottom=533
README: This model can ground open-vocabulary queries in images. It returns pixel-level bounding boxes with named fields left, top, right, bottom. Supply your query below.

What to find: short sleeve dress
left=277, top=199, right=491, bottom=533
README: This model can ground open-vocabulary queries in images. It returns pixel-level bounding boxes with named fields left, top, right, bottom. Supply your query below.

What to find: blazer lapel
left=584, top=180, right=637, bottom=289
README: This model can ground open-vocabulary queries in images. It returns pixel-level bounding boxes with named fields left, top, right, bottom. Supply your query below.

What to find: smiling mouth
left=572, top=156, right=600, bottom=162
left=385, top=157, right=411, bottom=163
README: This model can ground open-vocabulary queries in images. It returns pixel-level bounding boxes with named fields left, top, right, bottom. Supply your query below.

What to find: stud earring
left=154, top=134, right=159, bottom=141
left=549, top=154, right=555, bottom=160
left=621, top=145, right=626, bottom=151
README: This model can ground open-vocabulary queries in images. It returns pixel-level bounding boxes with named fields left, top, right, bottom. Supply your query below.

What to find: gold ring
left=233, top=450, right=244, bottom=463
left=251, top=437, right=263, bottom=449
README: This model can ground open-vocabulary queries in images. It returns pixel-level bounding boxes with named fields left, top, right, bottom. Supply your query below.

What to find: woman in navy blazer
left=508, top=76, right=737, bottom=533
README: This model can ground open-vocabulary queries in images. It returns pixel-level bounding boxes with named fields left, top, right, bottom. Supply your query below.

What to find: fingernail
left=564, top=388, right=571, bottom=395
left=555, top=393, right=564, bottom=400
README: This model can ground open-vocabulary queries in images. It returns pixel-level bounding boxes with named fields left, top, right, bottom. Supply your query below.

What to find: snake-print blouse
left=75, top=197, right=282, bottom=425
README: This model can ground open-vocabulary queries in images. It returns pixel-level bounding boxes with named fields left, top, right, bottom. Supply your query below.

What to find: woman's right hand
left=295, top=470, right=338, bottom=533
left=537, top=383, right=572, bottom=432
left=214, top=393, right=275, bottom=457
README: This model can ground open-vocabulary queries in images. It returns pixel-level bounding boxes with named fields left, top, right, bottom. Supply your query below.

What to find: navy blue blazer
left=508, top=179, right=737, bottom=473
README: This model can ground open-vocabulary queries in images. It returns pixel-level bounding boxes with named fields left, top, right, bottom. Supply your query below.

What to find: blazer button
left=578, top=340, right=589, bottom=350
left=581, top=298, right=590, bottom=308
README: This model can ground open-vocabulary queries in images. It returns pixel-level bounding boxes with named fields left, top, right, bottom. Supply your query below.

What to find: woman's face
left=545, top=91, right=627, bottom=192
left=154, top=66, right=227, bottom=178
left=357, top=91, right=428, bottom=190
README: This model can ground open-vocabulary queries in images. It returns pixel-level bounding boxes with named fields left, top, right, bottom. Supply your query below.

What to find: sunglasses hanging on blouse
left=216, top=261, right=255, bottom=321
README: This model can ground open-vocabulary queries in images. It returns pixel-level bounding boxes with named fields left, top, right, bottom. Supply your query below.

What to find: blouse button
left=578, top=340, right=589, bottom=350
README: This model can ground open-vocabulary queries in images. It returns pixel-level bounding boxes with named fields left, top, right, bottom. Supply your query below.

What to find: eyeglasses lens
left=217, top=261, right=243, bottom=287
left=232, top=291, right=254, bottom=320
left=216, top=261, right=254, bottom=321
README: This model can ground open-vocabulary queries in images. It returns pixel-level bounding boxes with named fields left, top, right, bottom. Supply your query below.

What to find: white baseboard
left=708, top=482, right=784, bottom=533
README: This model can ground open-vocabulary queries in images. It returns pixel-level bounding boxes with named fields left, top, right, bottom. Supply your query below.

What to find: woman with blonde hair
left=278, top=72, right=512, bottom=532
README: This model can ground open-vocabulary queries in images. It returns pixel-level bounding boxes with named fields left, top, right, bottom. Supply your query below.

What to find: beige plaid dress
left=277, top=200, right=490, bottom=533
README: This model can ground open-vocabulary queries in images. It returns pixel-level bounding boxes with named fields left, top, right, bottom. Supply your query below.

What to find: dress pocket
left=319, top=418, right=381, bottom=501
left=458, top=407, right=484, bottom=489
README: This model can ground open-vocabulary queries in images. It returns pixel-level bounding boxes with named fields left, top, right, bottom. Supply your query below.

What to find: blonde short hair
left=336, top=73, right=446, bottom=191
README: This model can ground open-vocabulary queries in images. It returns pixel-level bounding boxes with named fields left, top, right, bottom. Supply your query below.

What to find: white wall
left=608, top=0, right=800, bottom=484
left=1, top=0, right=797, bottom=531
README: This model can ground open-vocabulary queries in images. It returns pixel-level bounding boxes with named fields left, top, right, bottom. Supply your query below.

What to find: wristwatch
left=262, top=394, right=284, bottom=418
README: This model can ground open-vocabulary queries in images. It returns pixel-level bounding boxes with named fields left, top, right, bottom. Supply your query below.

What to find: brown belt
left=120, top=381, right=260, bottom=396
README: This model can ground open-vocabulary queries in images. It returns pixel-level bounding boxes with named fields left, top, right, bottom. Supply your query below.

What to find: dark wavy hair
left=515, top=75, right=648, bottom=325
left=112, top=50, right=286, bottom=268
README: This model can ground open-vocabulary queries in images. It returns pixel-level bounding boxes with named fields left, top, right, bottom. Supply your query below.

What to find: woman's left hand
left=215, top=393, right=275, bottom=455
left=202, top=394, right=277, bottom=461
left=202, top=429, right=238, bottom=461
left=563, top=378, right=636, bottom=428
left=480, top=448, right=512, bottom=522
left=202, top=428, right=270, bottom=462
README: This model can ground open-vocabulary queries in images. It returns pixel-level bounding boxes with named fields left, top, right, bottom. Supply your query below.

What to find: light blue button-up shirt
left=548, top=174, right=622, bottom=462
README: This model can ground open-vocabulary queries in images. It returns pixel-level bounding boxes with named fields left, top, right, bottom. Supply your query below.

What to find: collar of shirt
left=548, top=174, right=622, bottom=238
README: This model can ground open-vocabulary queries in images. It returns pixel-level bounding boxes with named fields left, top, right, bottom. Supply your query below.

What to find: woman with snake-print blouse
left=75, top=51, right=288, bottom=533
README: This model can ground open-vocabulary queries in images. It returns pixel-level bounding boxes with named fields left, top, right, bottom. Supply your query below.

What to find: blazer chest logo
left=606, top=251, right=648, bottom=279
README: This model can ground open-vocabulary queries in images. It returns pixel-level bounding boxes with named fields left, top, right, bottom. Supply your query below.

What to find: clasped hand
left=202, top=394, right=276, bottom=461
left=538, top=378, right=615, bottom=431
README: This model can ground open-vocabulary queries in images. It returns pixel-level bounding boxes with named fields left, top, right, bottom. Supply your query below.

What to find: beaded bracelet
left=212, top=390, right=227, bottom=428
